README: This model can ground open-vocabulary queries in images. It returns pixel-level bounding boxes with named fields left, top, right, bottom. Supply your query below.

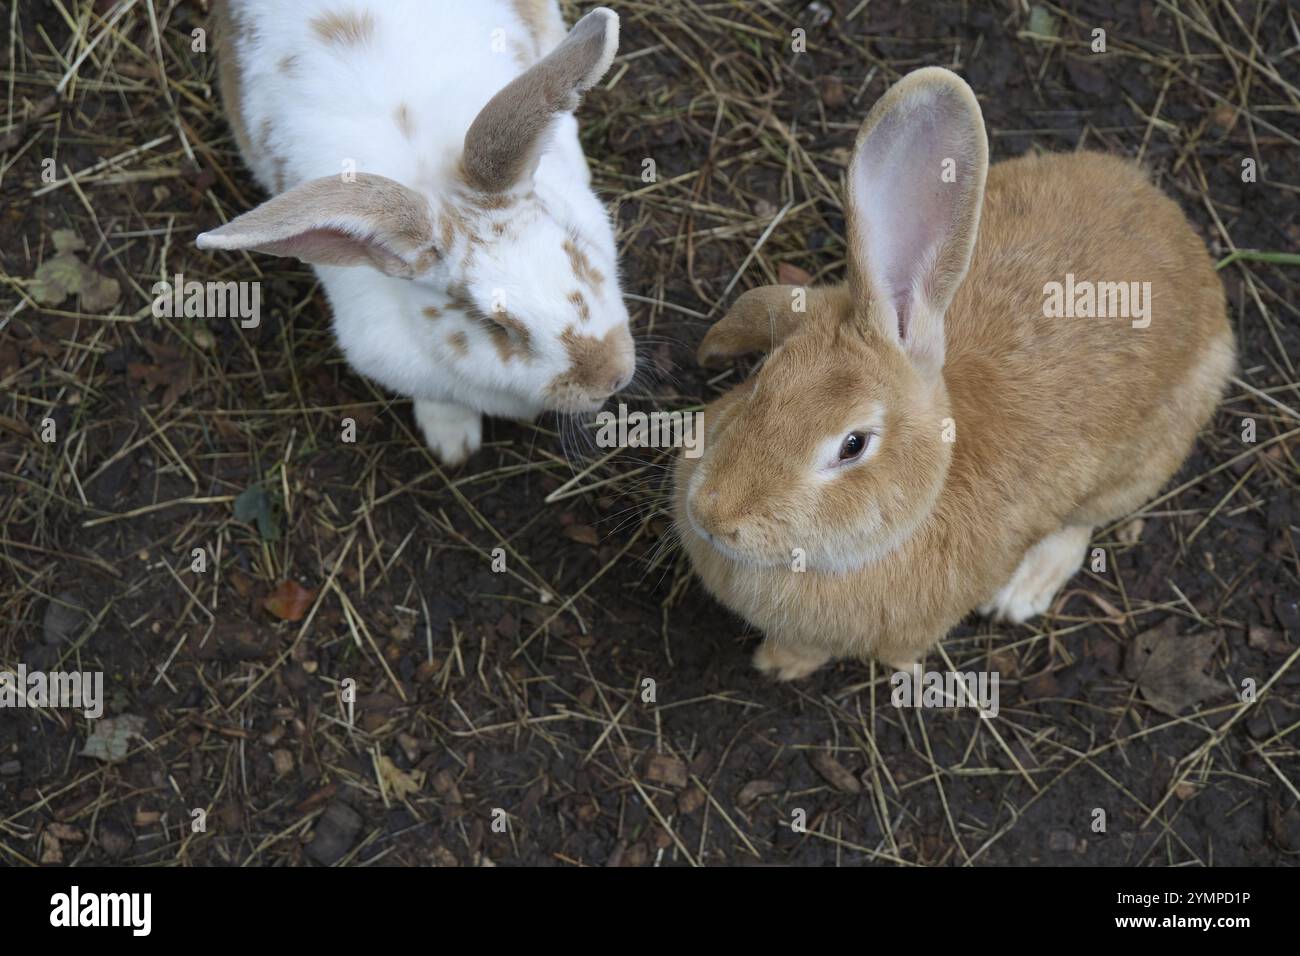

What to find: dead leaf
left=126, top=351, right=193, bottom=406
left=816, top=74, right=846, bottom=109
left=40, top=832, right=63, bottom=865
left=378, top=755, right=424, bottom=799
left=1248, top=626, right=1289, bottom=655
left=809, top=752, right=862, bottom=793
left=47, top=822, right=85, bottom=843
left=562, top=524, right=599, bottom=546
left=260, top=580, right=317, bottom=622
left=737, top=779, right=782, bottom=805
left=777, top=262, right=813, bottom=286
left=1124, top=619, right=1229, bottom=716
left=644, top=754, right=688, bottom=789
left=30, top=229, right=121, bottom=313
left=80, top=714, right=147, bottom=763
left=431, top=769, right=463, bottom=803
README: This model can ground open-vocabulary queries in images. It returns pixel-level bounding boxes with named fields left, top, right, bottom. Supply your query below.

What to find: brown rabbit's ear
left=196, top=174, right=438, bottom=278
left=461, top=7, right=618, bottom=193
left=697, top=285, right=812, bottom=367
left=847, top=67, right=988, bottom=382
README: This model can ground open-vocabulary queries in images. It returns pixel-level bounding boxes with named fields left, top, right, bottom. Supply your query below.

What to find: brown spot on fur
left=311, top=9, right=375, bottom=46
left=278, top=54, right=299, bottom=75
left=393, top=103, right=414, bottom=141
left=547, top=324, right=630, bottom=401
left=567, top=290, right=591, bottom=323
left=445, top=288, right=533, bottom=362
left=448, top=331, right=469, bottom=355
left=422, top=306, right=442, bottom=320
left=412, top=246, right=442, bottom=273
left=439, top=207, right=471, bottom=250
left=563, top=238, right=605, bottom=291
left=485, top=311, right=534, bottom=362
left=468, top=191, right=517, bottom=211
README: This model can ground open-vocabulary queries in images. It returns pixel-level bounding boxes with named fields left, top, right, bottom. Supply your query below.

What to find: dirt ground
left=1, top=0, right=1298, bottom=867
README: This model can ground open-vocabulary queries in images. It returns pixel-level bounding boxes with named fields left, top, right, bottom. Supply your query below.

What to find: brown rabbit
left=673, top=67, right=1235, bottom=680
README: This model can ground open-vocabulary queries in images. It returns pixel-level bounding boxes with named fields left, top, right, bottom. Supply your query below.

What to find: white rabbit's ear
left=847, top=68, right=988, bottom=383
left=196, top=174, right=438, bottom=278
left=461, top=7, right=618, bottom=193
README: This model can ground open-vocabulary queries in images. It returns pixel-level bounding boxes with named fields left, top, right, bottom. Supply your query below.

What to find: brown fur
left=547, top=325, right=635, bottom=407
left=674, top=70, right=1234, bottom=680
left=310, top=9, right=375, bottom=47
left=485, top=312, right=534, bottom=362
left=461, top=8, right=616, bottom=193
left=444, top=289, right=535, bottom=363
left=564, top=237, right=606, bottom=291
left=567, top=289, right=591, bottom=323
left=393, top=103, right=414, bottom=140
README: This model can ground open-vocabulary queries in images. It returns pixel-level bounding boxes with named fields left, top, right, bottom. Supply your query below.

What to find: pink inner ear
left=854, top=100, right=972, bottom=343
left=259, top=228, right=385, bottom=267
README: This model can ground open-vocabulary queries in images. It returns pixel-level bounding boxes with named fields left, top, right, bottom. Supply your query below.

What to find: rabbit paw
left=414, top=400, right=481, bottom=466
left=980, top=525, right=1091, bottom=623
left=753, top=640, right=831, bottom=681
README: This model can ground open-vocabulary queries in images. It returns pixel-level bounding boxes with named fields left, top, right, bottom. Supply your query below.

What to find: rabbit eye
left=839, top=432, right=870, bottom=460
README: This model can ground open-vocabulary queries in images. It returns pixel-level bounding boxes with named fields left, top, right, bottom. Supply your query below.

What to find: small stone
left=305, top=801, right=363, bottom=866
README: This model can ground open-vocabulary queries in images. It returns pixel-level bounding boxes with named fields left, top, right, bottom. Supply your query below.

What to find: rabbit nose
left=694, top=491, right=740, bottom=540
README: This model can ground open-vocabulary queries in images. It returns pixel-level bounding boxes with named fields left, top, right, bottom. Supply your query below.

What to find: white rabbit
left=199, top=1, right=634, bottom=464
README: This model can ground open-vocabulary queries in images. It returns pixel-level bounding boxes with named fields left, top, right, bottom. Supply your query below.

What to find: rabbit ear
left=697, top=286, right=816, bottom=367
left=847, top=68, right=988, bottom=382
left=461, top=7, right=618, bottom=193
left=195, top=174, right=438, bottom=278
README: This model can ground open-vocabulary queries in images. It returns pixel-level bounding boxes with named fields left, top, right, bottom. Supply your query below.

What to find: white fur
left=207, top=0, right=632, bottom=458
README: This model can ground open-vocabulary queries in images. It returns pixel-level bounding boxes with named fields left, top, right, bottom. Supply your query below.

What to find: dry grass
left=0, top=0, right=1297, bottom=867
